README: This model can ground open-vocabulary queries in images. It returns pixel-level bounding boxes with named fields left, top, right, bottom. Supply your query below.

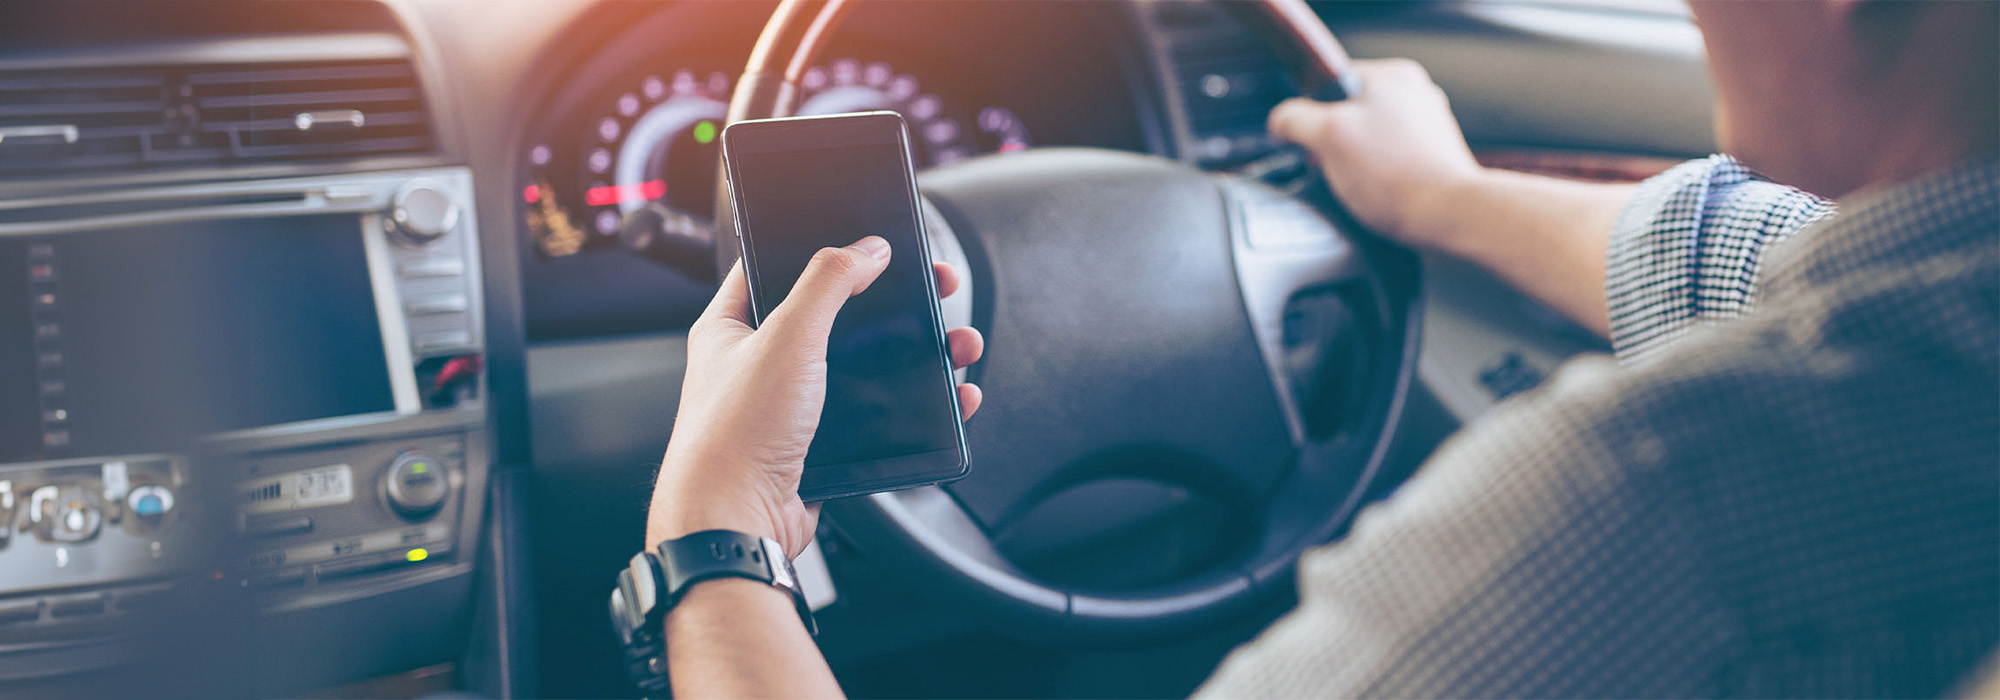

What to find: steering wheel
left=716, top=0, right=1420, bottom=642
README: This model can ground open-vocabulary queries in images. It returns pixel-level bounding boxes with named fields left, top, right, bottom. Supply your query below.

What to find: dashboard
left=515, top=1, right=1163, bottom=339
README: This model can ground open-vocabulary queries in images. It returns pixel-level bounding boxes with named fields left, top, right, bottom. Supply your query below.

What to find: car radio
left=0, top=167, right=487, bottom=674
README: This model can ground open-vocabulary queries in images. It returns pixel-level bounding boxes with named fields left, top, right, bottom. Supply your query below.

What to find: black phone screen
left=729, top=132, right=961, bottom=474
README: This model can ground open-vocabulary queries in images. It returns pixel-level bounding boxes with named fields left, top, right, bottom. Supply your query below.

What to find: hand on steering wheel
left=646, top=236, right=986, bottom=558
left=1269, top=58, right=1484, bottom=252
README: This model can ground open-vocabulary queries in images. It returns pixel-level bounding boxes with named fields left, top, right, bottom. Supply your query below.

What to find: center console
left=0, top=167, right=490, bottom=683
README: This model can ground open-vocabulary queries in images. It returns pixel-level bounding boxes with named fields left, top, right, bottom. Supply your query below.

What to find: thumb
left=695, top=260, right=754, bottom=327
left=1268, top=97, right=1340, bottom=146
left=761, top=236, right=892, bottom=351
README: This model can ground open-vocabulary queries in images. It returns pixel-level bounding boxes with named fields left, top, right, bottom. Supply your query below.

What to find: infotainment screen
left=1, top=214, right=395, bottom=463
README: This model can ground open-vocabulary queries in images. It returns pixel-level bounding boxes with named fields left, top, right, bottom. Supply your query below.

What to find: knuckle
left=688, top=315, right=730, bottom=338
left=808, top=247, right=860, bottom=276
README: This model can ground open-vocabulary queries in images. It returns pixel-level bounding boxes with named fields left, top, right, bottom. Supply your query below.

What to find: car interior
left=0, top=1, right=1715, bottom=697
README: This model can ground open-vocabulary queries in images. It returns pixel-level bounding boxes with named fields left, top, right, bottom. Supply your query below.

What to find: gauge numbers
left=525, top=60, right=1031, bottom=259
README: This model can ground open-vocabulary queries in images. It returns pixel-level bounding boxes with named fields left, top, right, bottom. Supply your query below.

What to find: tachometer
left=524, top=60, right=1031, bottom=264
left=797, top=58, right=1029, bottom=165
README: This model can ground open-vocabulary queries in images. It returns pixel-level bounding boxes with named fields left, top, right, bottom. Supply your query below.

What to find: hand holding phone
left=646, top=243, right=983, bottom=556
left=721, top=111, right=975, bottom=501
left=645, top=111, right=984, bottom=554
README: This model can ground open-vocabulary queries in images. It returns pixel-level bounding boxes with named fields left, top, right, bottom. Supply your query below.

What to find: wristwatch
left=608, top=529, right=817, bottom=696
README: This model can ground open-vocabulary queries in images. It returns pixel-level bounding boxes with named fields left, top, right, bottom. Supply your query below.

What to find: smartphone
left=720, top=111, right=970, bottom=501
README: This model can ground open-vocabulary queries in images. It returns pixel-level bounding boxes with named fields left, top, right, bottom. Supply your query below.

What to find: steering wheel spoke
left=1222, top=176, right=1373, bottom=444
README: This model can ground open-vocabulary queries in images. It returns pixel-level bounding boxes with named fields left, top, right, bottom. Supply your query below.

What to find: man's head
left=1690, top=0, right=1998, bottom=199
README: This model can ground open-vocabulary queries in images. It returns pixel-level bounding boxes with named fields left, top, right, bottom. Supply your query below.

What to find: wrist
left=647, top=444, right=786, bottom=550
left=1403, top=166, right=1501, bottom=257
left=646, top=497, right=781, bottom=552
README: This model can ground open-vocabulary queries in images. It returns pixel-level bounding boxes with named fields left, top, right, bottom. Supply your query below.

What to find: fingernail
left=852, top=236, right=890, bottom=260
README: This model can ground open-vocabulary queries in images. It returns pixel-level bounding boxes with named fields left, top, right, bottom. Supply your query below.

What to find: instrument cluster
left=516, top=2, right=1154, bottom=340
left=522, top=59, right=1032, bottom=264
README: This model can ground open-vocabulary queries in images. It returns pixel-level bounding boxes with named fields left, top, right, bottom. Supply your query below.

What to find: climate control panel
left=0, top=457, right=200, bottom=631
left=236, top=432, right=472, bottom=591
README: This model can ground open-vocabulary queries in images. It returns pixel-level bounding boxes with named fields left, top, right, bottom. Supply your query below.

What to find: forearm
left=1410, top=169, right=1634, bottom=338
left=665, top=577, right=843, bottom=699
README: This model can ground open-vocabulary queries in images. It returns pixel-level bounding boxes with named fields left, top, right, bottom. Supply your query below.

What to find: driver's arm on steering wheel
left=1269, top=59, right=1829, bottom=350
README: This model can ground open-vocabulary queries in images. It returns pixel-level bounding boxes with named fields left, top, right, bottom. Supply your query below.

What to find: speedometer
left=523, top=59, right=1031, bottom=263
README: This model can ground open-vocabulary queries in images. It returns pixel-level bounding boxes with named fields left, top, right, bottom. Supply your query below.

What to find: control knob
left=384, top=451, right=449, bottom=520
left=127, top=484, right=175, bottom=529
left=386, top=181, right=460, bottom=245
left=29, top=485, right=101, bottom=543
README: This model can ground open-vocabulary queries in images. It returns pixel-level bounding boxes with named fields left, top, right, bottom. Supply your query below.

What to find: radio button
left=243, top=514, right=313, bottom=539
left=397, top=259, right=466, bottom=279
left=405, top=295, right=469, bottom=315
left=0, top=599, right=40, bottom=625
left=415, top=330, right=473, bottom=354
left=316, top=554, right=402, bottom=581
left=384, top=452, right=448, bottom=520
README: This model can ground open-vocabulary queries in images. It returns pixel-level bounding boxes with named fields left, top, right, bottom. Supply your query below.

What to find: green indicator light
left=407, top=548, right=429, bottom=562
left=693, top=120, right=718, bottom=145
left=411, top=462, right=428, bottom=474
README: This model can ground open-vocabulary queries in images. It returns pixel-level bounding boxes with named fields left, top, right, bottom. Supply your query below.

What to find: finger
left=934, top=261, right=960, bottom=299
left=763, top=236, right=892, bottom=346
left=697, top=260, right=754, bottom=327
left=957, top=383, right=983, bottom=421
left=946, top=326, right=984, bottom=370
left=1268, top=97, right=1338, bottom=146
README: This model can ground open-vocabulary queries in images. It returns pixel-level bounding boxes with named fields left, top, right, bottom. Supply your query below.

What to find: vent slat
left=231, top=135, right=432, bottom=159
left=0, top=99, right=167, bottom=120
left=193, top=86, right=421, bottom=110
left=186, top=63, right=413, bottom=85
left=0, top=58, right=432, bottom=179
left=198, top=109, right=428, bottom=134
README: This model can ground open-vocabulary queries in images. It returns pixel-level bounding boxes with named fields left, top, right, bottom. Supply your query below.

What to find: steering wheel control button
left=384, top=452, right=449, bottom=520
left=386, top=181, right=460, bottom=246
left=243, top=514, right=313, bottom=539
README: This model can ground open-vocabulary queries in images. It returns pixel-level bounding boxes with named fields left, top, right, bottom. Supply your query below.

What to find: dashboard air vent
left=1146, top=0, right=1296, bottom=168
left=0, top=59, right=433, bottom=177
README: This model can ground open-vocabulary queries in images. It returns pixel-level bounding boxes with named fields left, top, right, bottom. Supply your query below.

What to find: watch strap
left=657, top=530, right=818, bottom=637
left=608, top=531, right=820, bottom=697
